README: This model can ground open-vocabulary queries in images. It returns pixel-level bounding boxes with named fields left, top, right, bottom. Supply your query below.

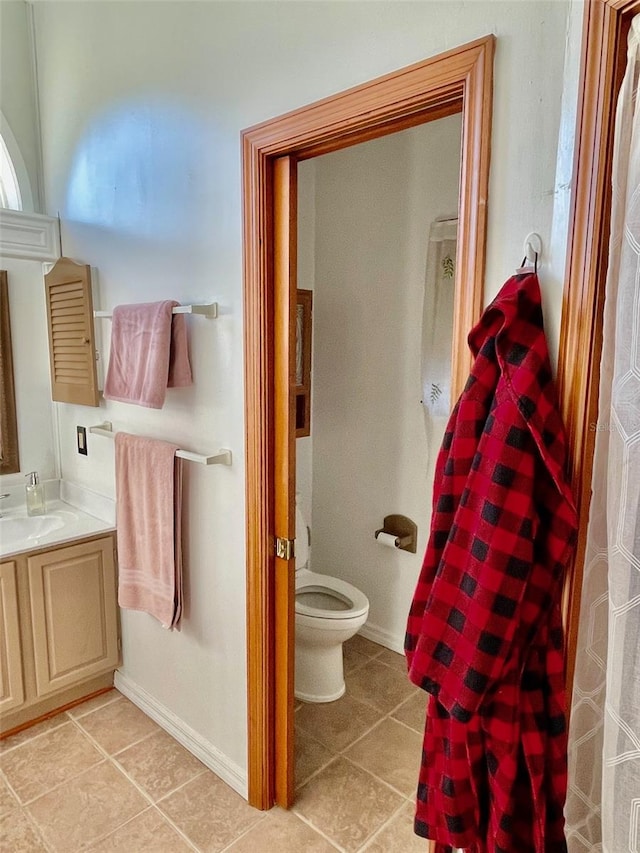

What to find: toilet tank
left=295, top=505, right=309, bottom=571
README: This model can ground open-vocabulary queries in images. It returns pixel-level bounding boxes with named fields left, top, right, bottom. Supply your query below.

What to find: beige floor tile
left=344, top=634, right=383, bottom=660
left=0, top=808, right=49, bottom=852
left=0, top=772, right=19, bottom=817
left=390, top=691, right=428, bottom=734
left=362, top=801, right=426, bottom=852
left=346, top=659, right=416, bottom=714
left=343, top=718, right=422, bottom=797
left=0, top=721, right=102, bottom=803
left=294, top=757, right=404, bottom=853
left=295, top=725, right=335, bottom=789
left=87, top=807, right=193, bottom=852
left=374, top=647, right=408, bottom=673
left=343, top=645, right=370, bottom=676
left=114, top=728, right=206, bottom=801
left=27, top=760, right=148, bottom=852
left=226, top=806, right=337, bottom=852
left=158, top=770, right=263, bottom=852
left=0, top=713, right=70, bottom=753
left=75, top=697, right=160, bottom=754
left=296, top=693, right=381, bottom=753
left=67, top=689, right=120, bottom=719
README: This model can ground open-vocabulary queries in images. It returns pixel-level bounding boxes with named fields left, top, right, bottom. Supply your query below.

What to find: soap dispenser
left=25, top=472, right=46, bottom=516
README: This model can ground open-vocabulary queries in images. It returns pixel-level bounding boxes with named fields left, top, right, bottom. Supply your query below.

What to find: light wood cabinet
left=0, top=533, right=119, bottom=735
left=0, top=561, right=24, bottom=714
left=44, top=258, right=100, bottom=407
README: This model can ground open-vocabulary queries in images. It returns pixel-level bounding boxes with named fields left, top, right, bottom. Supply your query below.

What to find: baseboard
left=114, top=671, right=247, bottom=799
left=358, top=621, right=404, bottom=655
left=1, top=673, right=114, bottom=737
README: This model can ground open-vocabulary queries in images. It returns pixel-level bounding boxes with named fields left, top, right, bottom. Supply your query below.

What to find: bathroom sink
left=0, top=511, right=76, bottom=546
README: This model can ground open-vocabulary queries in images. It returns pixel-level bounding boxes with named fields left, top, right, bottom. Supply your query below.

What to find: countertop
left=0, top=500, right=115, bottom=560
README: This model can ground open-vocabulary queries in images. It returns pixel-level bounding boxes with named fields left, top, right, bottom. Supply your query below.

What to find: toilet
left=295, top=504, right=369, bottom=703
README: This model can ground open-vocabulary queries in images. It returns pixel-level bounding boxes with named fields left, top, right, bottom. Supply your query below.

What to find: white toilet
left=295, top=504, right=369, bottom=703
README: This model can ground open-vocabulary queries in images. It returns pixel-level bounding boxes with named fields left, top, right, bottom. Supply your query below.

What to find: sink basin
left=0, top=511, right=77, bottom=547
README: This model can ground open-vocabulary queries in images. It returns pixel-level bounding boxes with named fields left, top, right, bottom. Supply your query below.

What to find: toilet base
left=295, top=682, right=346, bottom=703
left=295, top=641, right=346, bottom=703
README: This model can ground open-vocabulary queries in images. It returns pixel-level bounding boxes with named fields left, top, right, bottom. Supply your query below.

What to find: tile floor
left=0, top=635, right=428, bottom=852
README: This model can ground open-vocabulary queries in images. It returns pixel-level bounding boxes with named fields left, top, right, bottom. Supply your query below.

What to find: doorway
left=242, top=35, right=495, bottom=811
left=288, top=116, right=461, bottom=847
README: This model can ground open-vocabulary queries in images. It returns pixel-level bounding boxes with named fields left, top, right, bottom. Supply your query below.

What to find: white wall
left=30, top=0, right=580, bottom=791
left=307, top=118, right=461, bottom=651
left=1, top=258, right=56, bottom=485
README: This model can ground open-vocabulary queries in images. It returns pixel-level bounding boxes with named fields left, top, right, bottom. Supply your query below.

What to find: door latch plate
left=275, top=537, right=295, bottom=560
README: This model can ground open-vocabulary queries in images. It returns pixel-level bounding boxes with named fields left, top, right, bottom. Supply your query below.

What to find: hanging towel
left=104, top=300, right=192, bottom=408
left=115, top=432, right=184, bottom=629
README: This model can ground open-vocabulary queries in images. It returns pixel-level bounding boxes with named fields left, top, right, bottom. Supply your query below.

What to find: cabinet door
left=44, top=258, right=100, bottom=406
left=27, top=538, right=118, bottom=697
left=0, top=561, right=25, bottom=712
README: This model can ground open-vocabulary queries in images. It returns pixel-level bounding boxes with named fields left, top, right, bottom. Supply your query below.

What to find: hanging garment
left=405, top=272, right=578, bottom=853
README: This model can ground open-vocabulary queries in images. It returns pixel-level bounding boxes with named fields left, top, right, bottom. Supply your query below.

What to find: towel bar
left=88, top=422, right=231, bottom=466
left=93, top=303, right=218, bottom=319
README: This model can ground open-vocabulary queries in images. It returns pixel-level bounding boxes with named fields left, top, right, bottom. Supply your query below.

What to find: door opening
left=242, top=35, right=495, bottom=811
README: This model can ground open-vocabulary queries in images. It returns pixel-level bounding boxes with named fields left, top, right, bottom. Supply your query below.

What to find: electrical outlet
left=77, top=426, right=88, bottom=455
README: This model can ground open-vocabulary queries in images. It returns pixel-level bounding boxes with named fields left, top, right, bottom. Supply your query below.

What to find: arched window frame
left=0, top=112, right=34, bottom=212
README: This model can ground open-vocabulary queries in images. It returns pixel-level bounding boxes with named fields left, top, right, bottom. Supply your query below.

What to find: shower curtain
left=565, top=17, right=640, bottom=853
left=421, top=216, right=457, bottom=464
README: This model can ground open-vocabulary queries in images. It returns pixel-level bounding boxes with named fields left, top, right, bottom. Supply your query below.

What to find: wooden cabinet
left=295, top=289, right=312, bottom=438
left=44, top=258, right=100, bottom=407
left=0, top=533, right=119, bottom=735
left=0, top=561, right=24, bottom=714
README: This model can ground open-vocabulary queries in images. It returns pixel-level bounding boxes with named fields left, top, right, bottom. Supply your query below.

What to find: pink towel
left=104, top=301, right=192, bottom=409
left=115, top=432, right=183, bottom=629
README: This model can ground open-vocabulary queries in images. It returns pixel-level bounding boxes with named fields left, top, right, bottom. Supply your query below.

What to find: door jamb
left=242, top=34, right=495, bottom=810
left=559, top=0, right=639, bottom=698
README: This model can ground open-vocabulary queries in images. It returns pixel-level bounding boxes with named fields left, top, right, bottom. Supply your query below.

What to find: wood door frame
left=559, top=0, right=639, bottom=698
left=243, top=34, right=495, bottom=810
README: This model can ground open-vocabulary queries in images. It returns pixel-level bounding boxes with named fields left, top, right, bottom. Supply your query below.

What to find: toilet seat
left=295, top=571, right=369, bottom=620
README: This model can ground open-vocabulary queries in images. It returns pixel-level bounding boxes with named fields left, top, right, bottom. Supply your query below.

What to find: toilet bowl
left=294, top=505, right=369, bottom=703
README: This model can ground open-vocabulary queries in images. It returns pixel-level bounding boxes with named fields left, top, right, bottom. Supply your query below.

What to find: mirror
left=0, top=270, right=20, bottom=474
left=0, top=248, right=59, bottom=483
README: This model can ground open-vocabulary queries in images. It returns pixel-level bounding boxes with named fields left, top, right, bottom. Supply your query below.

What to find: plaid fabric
left=405, top=273, right=578, bottom=853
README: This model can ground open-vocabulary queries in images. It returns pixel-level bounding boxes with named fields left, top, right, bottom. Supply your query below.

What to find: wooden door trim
left=272, top=156, right=297, bottom=807
left=559, top=0, right=639, bottom=697
left=243, top=34, right=495, bottom=810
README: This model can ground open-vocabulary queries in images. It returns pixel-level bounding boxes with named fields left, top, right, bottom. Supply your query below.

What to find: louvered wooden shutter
left=44, top=257, right=99, bottom=406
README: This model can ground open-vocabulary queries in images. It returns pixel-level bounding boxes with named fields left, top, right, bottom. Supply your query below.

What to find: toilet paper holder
left=374, top=514, right=417, bottom=553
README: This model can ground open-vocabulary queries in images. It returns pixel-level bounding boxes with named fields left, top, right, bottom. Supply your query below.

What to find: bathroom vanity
left=0, top=502, right=118, bottom=735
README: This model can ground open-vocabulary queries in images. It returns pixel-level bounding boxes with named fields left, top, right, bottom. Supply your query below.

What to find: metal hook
left=516, top=233, right=542, bottom=275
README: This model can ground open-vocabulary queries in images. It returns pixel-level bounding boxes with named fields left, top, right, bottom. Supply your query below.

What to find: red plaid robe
left=405, top=273, right=578, bottom=853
